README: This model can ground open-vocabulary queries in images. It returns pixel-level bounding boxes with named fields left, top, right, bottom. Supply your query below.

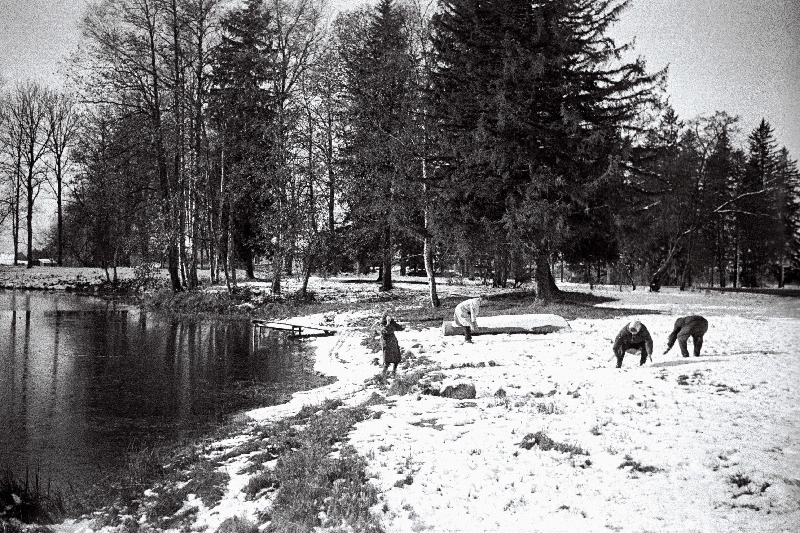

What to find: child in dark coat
left=379, top=313, right=404, bottom=382
left=612, top=320, right=654, bottom=368
left=664, top=315, right=709, bottom=358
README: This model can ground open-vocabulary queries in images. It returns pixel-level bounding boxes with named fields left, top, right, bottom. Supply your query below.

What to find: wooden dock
left=251, top=319, right=337, bottom=337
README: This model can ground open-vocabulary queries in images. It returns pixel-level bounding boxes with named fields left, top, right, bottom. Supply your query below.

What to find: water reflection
left=0, top=291, right=317, bottom=491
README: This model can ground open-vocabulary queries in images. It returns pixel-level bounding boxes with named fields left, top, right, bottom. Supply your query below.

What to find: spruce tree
left=703, top=119, right=743, bottom=287
left=339, top=0, right=418, bottom=291
left=430, top=0, right=662, bottom=297
left=774, top=147, right=800, bottom=287
left=738, top=119, right=780, bottom=286
left=209, top=0, right=276, bottom=284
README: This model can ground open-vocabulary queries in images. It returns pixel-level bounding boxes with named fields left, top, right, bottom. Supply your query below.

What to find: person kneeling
left=612, top=320, right=653, bottom=368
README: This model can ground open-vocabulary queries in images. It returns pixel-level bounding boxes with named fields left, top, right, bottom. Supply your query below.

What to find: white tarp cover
left=442, top=313, right=571, bottom=336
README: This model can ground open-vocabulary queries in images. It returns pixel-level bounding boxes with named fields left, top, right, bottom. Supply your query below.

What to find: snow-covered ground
left=53, top=279, right=800, bottom=533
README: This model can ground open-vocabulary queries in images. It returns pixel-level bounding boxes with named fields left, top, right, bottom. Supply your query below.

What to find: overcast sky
left=3, top=0, right=797, bottom=253
left=1, top=0, right=799, bottom=156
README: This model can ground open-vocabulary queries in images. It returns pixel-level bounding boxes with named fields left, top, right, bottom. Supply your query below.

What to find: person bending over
left=613, top=320, right=654, bottom=368
left=664, top=315, right=708, bottom=358
left=453, top=295, right=485, bottom=343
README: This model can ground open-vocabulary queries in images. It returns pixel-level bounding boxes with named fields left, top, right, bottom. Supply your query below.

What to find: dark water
left=0, top=291, right=321, bottom=492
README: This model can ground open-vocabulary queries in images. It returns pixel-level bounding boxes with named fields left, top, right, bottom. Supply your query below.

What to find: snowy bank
left=49, top=280, right=800, bottom=533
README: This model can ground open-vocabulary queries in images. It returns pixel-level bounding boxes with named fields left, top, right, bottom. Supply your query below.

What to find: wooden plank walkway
left=252, top=319, right=337, bottom=337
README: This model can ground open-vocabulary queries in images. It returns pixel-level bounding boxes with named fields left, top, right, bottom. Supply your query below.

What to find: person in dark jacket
left=664, top=315, right=709, bottom=358
left=379, top=313, right=404, bottom=382
left=612, top=320, right=654, bottom=368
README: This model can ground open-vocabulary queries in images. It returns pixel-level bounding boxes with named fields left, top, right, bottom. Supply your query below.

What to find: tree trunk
left=56, top=157, right=63, bottom=266
left=226, top=202, right=237, bottom=291
left=145, top=4, right=181, bottom=292
left=25, top=164, right=34, bottom=269
left=650, top=240, right=682, bottom=292
left=245, top=250, right=255, bottom=280
left=680, top=238, right=694, bottom=290
left=535, top=254, right=559, bottom=302
left=380, top=223, right=392, bottom=291
left=422, top=175, right=439, bottom=308
left=300, top=253, right=313, bottom=299
left=271, top=245, right=282, bottom=294
left=12, top=138, right=22, bottom=266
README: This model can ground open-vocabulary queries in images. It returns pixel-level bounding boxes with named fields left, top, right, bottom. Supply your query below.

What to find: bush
left=216, top=516, right=259, bottom=533
left=133, top=262, right=163, bottom=292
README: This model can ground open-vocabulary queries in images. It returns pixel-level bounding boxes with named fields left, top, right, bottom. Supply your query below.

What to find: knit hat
left=627, top=320, right=642, bottom=334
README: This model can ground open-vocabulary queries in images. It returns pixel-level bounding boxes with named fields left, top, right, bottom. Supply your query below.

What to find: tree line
left=0, top=0, right=797, bottom=304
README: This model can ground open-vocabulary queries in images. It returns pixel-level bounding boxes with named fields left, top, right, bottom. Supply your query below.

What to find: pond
left=0, top=290, right=326, bottom=493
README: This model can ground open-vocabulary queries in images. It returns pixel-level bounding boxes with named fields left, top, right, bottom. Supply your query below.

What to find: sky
left=1, top=0, right=798, bottom=154
left=0, top=0, right=798, bottom=251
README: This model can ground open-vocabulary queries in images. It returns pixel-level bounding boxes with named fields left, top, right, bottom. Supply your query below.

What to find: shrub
left=216, top=516, right=259, bottom=533
left=133, top=262, right=163, bottom=292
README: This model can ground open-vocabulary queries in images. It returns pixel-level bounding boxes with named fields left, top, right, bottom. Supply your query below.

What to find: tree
left=339, top=0, right=419, bottom=292
left=738, top=119, right=781, bottom=287
left=46, top=92, right=81, bottom=266
left=264, top=0, right=327, bottom=294
left=301, top=40, right=349, bottom=278
left=702, top=116, right=743, bottom=287
left=635, top=109, right=725, bottom=291
left=68, top=107, right=152, bottom=275
left=431, top=0, right=663, bottom=298
left=6, top=82, right=54, bottom=268
left=182, top=0, right=222, bottom=287
left=775, top=148, right=800, bottom=286
left=209, top=0, right=277, bottom=289
left=0, top=88, right=26, bottom=264
left=80, top=0, right=183, bottom=290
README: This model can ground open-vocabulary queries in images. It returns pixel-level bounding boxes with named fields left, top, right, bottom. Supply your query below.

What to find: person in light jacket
left=453, top=296, right=485, bottom=343
left=664, top=315, right=708, bottom=358
left=612, top=319, right=654, bottom=368
left=379, top=313, right=404, bottom=382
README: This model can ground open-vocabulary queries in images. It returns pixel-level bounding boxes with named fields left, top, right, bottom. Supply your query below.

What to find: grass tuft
left=618, top=455, right=662, bottom=474
left=518, top=431, right=588, bottom=456
left=728, top=472, right=752, bottom=488
left=237, top=399, right=383, bottom=532
left=0, top=468, right=66, bottom=525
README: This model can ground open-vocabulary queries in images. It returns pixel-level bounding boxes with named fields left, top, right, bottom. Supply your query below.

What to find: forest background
left=1, top=0, right=799, bottom=305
